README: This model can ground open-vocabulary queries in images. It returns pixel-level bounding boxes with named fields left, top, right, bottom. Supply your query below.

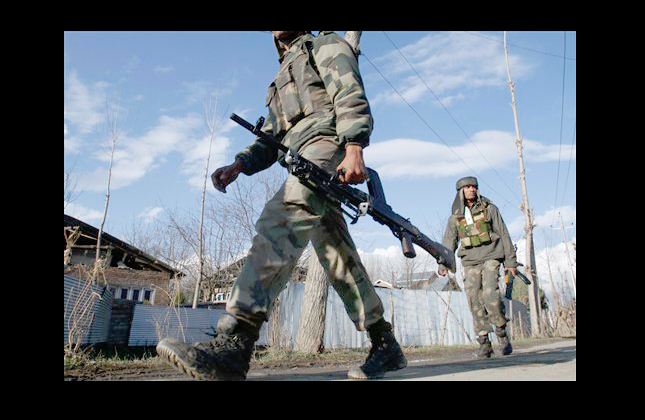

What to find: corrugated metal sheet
left=64, top=275, right=113, bottom=345
left=124, top=282, right=526, bottom=349
left=264, top=282, right=478, bottom=349
left=128, top=305, right=226, bottom=346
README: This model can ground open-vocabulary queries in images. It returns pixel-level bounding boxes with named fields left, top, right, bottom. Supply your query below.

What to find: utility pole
left=504, top=31, right=541, bottom=336
left=344, top=31, right=362, bottom=55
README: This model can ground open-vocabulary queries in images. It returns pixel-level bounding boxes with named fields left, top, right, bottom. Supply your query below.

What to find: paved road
left=248, top=338, right=576, bottom=381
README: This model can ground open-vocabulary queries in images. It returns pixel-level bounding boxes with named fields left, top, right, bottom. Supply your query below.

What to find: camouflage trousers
left=226, top=135, right=384, bottom=335
left=463, top=259, right=507, bottom=336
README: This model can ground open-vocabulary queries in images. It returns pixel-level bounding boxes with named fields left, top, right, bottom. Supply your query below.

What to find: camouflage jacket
left=235, top=31, right=373, bottom=175
left=438, top=197, right=517, bottom=270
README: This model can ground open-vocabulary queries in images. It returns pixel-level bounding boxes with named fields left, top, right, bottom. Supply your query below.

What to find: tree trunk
left=294, top=253, right=329, bottom=353
left=193, top=91, right=220, bottom=308
left=93, top=96, right=120, bottom=285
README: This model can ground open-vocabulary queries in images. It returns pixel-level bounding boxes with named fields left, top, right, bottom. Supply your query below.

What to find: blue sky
left=64, top=31, right=576, bottom=275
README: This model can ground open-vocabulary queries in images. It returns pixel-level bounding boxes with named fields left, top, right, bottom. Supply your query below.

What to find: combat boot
left=495, top=326, right=512, bottom=355
left=476, top=334, right=494, bottom=359
left=156, top=314, right=257, bottom=380
left=347, top=320, right=407, bottom=379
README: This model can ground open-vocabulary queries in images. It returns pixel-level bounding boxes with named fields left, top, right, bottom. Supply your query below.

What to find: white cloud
left=507, top=205, right=576, bottom=239
left=64, top=201, right=103, bottom=223
left=523, top=138, right=576, bottom=163
left=370, top=31, right=534, bottom=108
left=154, top=65, right=174, bottom=74
left=78, top=113, right=204, bottom=191
left=533, top=205, right=576, bottom=229
left=64, top=70, right=108, bottom=136
left=179, top=133, right=232, bottom=189
left=358, top=245, right=401, bottom=259
left=64, top=69, right=239, bottom=193
left=139, top=206, right=165, bottom=223
left=364, top=129, right=575, bottom=180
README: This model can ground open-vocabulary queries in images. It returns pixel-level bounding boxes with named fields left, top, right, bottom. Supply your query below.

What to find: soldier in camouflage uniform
left=157, top=31, right=406, bottom=380
left=438, top=177, right=517, bottom=358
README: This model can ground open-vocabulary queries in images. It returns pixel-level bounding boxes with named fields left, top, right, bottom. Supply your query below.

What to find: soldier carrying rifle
left=157, top=31, right=406, bottom=380
left=438, top=177, right=517, bottom=358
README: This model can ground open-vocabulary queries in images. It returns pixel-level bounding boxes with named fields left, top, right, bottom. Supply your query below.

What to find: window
left=115, top=287, right=154, bottom=303
left=213, top=292, right=231, bottom=302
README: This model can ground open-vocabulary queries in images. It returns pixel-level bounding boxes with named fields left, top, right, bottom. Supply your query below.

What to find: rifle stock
left=229, top=113, right=456, bottom=272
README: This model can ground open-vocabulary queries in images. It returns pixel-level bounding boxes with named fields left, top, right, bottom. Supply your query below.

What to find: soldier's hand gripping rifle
left=504, top=269, right=532, bottom=300
left=230, top=113, right=456, bottom=272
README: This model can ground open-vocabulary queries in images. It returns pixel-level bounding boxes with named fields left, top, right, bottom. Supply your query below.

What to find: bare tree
left=93, top=94, right=122, bottom=284
left=64, top=155, right=82, bottom=211
left=154, top=163, right=286, bottom=307
left=193, top=91, right=223, bottom=308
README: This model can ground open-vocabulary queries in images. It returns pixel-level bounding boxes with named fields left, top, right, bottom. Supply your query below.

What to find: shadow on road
left=391, top=345, right=576, bottom=380
left=249, top=344, right=576, bottom=381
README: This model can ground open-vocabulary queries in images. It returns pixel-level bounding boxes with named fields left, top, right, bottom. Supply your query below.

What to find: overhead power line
left=462, top=31, right=576, bottom=61
left=552, top=31, right=569, bottom=227
left=382, top=31, right=521, bottom=204
left=361, top=35, right=515, bottom=208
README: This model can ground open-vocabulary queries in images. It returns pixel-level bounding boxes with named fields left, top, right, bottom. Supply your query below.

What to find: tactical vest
left=457, top=205, right=493, bottom=248
left=266, top=36, right=332, bottom=136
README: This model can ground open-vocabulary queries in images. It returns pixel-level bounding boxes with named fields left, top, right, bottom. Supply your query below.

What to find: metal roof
left=64, top=214, right=179, bottom=275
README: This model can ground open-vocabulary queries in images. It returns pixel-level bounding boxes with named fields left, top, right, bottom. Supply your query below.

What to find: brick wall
left=65, top=265, right=172, bottom=306
left=102, top=267, right=172, bottom=306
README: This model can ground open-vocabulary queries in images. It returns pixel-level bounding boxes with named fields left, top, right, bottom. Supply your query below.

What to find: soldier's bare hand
left=336, top=144, right=367, bottom=184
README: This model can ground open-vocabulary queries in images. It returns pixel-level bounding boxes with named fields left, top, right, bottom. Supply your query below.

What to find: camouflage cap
left=456, top=176, right=478, bottom=190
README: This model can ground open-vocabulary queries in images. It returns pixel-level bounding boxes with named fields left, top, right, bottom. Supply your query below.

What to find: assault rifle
left=504, top=269, right=532, bottom=300
left=230, top=113, right=456, bottom=271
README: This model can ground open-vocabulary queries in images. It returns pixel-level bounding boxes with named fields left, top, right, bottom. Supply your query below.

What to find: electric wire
left=462, top=31, right=576, bottom=61
left=559, top=119, right=576, bottom=210
left=382, top=31, right=522, bottom=205
left=361, top=41, right=516, bottom=209
left=552, top=31, right=568, bottom=226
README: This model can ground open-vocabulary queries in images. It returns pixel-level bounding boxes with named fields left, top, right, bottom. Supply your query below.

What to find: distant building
left=374, top=279, right=399, bottom=289
left=64, top=214, right=181, bottom=306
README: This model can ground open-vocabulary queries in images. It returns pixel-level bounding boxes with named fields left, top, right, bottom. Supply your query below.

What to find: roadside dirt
left=64, top=337, right=572, bottom=381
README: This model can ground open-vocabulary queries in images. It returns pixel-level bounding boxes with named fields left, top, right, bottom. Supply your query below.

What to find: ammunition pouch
left=267, top=38, right=329, bottom=135
left=457, top=207, right=492, bottom=248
